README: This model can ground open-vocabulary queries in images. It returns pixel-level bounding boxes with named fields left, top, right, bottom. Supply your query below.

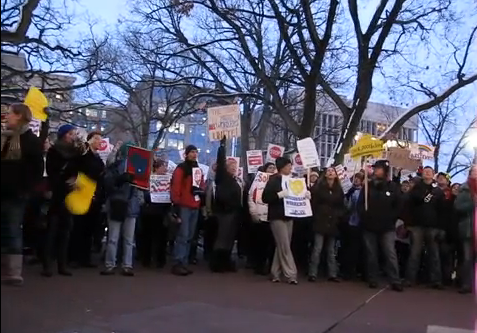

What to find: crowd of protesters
left=1, top=103, right=476, bottom=296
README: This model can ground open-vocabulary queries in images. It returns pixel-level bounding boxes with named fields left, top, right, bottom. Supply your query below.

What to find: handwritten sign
left=207, top=104, right=241, bottom=141
left=149, top=174, right=172, bottom=203
left=349, top=134, right=384, bottom=160
left=335, top=164, right=353, bottom=193
left=246, top=150, right=263, bottom=174
left=297, top=137, right=320, bottom=168
left=283, top=178, right=312, bottom=218
left=387, top=147, right=421, bottom=171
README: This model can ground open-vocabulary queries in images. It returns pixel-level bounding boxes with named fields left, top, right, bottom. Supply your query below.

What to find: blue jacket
left=104, top=159, right=144, bottom=218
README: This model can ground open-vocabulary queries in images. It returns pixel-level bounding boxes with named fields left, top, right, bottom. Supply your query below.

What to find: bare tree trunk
left=433, top=145, right=440, bottom=173
left=241, top=102, right=251, bottom=173
left=298, top=77, right=317, bottom=138
left=256, top=91, right=272, bottom=150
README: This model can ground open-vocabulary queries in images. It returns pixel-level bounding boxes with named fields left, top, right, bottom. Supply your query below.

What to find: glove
left=277, top=190, right=289, bottom=199
left=305, top=191, right=311, bottom=200
left=220, top=135, right=227, bottom=147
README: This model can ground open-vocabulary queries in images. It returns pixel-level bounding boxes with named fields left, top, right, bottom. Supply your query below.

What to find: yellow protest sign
left=349, top=134, right=384, bottom=159
left=24, top=87, right=48, bottom=121
left=65, top=173, right=97, bottom=215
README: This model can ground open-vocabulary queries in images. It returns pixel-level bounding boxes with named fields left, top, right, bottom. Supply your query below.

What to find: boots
left=1, top=254, right=24, bottom=286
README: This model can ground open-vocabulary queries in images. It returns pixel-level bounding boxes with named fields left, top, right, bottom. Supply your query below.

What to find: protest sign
left=246, top=150, right=263, bottom=174
left=297, top=137, right=320, bottom=168
left=349, top=134, right=384, bottom=159
left=409, top=143, right=434, bottom=160
left=248, top=171, right=271, bottom=221
left=207, top=104, right=241, bottom=141
left=198, top=163, right=209, bottom=179
left=192, top=167, right=203, bottom=187
left=97, top=138, right=113, bottom=164
left=283, top=178, right=312, bottom=218
left=335, top=164, right=353, bottom=193
left=126, top=146, right=154, bottom=190
left=265, top=144, right=284, bottom=163
left=149, top=174, right=172, bottom=203
left=292, top=153, right=305, bottom=175
left=29, top=118, right=41, bottom=136
left=237, top=167, right=244, bottom=180
left=387, top=147, right=421, bottom=171
left=24, top=87, right=48, bottom=121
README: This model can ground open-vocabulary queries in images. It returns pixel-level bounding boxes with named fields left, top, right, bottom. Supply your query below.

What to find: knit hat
left=372, top=159, right=390, bottom=172
left=185, top=144, right=198, bottom=156
left=275, top=156, right=291, bottom=172
left=57, top=124, right=76, bottom=140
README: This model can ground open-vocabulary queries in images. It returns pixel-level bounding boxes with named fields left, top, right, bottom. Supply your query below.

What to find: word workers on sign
left=283, top=178, right=312, bottom=218
left=207, top=104, right=241, bottom=141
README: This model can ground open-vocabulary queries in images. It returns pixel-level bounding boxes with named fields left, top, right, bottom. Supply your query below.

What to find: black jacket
left=310, top=180, right=346, bottom=236
left=80, top=147, right=106, bottom=203
left=142, top=191, right=171, bottom=216
left=262, top=174, right=287, bottom=221
left=214, top=145, right=242, bottom=213
left=408, top=180, right=445, bottom=229
left=1, top=129, right=44, bottom=198
left=358, top=178, right=401, bottom=233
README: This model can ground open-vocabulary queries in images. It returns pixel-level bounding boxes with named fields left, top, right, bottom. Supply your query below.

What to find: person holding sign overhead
left=1, top=103, right=44, bottom=285
left=262, top=157, right=300, bottom=285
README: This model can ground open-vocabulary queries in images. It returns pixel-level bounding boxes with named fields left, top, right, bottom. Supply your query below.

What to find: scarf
left=179, top=159, right=198, bottom=177
left=1, top=124, right=29, bottom=160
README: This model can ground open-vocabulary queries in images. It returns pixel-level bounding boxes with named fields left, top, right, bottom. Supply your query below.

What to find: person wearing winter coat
left=248, top=162, right=276, bottom=275
left=262, top=157, right=300, bottom=284
left=308, top=167, right=346, bottom=282
left=203, top=164, right=217, bottom=261
left=358, top=160, right=403, bottom=291
left=43, top=124, right=88, bottom=277
left=340, top=172, right=364, bottom=280
left=405, top=166, right=446, bottom=289
left=1, top=103, right=44, bottom=285
left=139, top=159, right=171, bottom=269
left=170, top=144, right=204, bottom=276
left=100, top=143, right=144, bottom=276
left=454, top=166, right=476, bottom=294
left=209, top=136, right=243, bottom=272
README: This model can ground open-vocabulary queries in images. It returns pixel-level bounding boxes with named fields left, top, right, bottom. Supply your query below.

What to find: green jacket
left=454, top=183, right=475, bottom=240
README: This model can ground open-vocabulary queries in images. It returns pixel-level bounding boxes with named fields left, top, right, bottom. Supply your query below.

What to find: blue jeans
left=105, top=217, right=136, bottom=269
left=173, top=207, right=199, bottom=265
left=363, top=230, right=400, bottom=285
left=308, top=234, right=338, bottom=278
left=1, top=198, right=26, bottom=255
left=405, top=226, right=442, bottom=284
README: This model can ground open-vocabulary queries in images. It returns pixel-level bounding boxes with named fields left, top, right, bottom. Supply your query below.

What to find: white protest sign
left=297, top=137, right=320, bottom=168
left=30, top=118, right=41, bottom=136
left=265, top=144, right=284, bottom=163
left=198, top=163, right=209, bottom=179
left=246, top=150, right=263, bottom=174
left=178, top=149, right=185, bottom=161
left=343, top=153, right=361, bottom=178
left=335, top=164, right=353, bottom=193
left=409, top=143, right=434, bottom=160
left=283, top=178, right=312, bottom=218
left=248, top=171, right=271, bottom=221
left=97, top=138, right=113, bottom=164
left=167, top=160, right=177, bottom=174
left=192, top=167, right=202, bottom=187
left=292, top=153, right=305, bottom=175
left=207, top=104, right=241, bottom=141
left=149, top=174, right=172, bottom=203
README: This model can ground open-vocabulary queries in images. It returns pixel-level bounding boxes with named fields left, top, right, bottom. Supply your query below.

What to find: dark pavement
left=2, top=264, right=475, bottom=333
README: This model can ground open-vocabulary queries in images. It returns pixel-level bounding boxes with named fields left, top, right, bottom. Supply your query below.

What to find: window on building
left=85, top=108, right=98, bottom=117
left=366, top=121, right=372, bottom=134
left=168, top=123, right=185, bottom=134
left=102, top=111, right=107, bottom=119
left=168, top=138, right=184, bottom=150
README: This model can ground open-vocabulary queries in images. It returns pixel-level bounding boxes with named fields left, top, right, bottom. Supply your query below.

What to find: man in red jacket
left=170, top=145, right=204, bottom=276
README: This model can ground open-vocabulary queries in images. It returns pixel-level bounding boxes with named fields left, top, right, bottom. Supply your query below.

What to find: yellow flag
left=65, top=173, right=97, bottom=215
left=24, top=87, right=48, bottom=121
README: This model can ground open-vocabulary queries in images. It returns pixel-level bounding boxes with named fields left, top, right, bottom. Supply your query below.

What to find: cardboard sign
left=335, top=164, right=353, bottom=193
left=387, top=147, right=421, bottom=171
left=207, top=104, right=241, bottom=141
left=292, top=153, right=305, bottom=175
left=149, top=174, right=172, bottom=203
left=248, top=171, right=271, bottom=221
left=246, top=150, right=263, bottom=174
left=282, top=178, right=312, bottom=218
left=265, top=144, right=284, bottom=163
left=349, top=134, right=384, bottom=159
left=297, top=137, right=320, bottom=168
left=125, top=146, right=154, bottom=190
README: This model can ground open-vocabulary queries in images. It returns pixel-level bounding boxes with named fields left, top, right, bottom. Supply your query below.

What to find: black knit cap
left=275, top=156, right=292, bottom=171
left=185, top=144, right=198, bottom=155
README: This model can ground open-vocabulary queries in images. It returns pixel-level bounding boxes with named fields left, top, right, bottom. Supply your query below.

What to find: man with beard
left=170, top=145, right=204, bottom=276
left=405, top=166, right=445, bottom=289
left=358, top=160, right=403, bottom=291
